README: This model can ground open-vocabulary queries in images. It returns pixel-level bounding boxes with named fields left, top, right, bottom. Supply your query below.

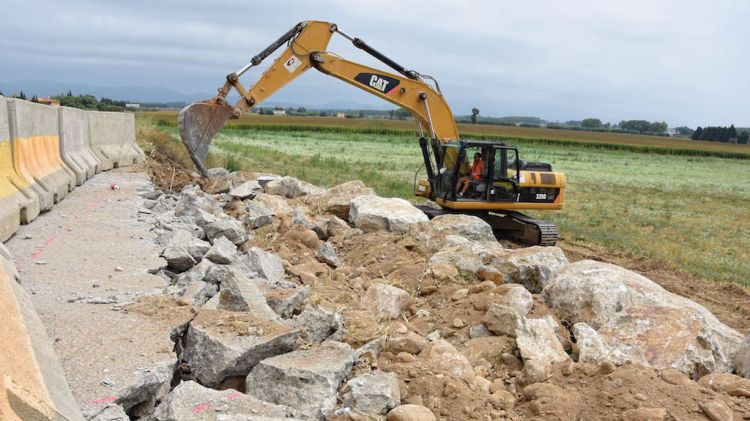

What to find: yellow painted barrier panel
left=0, top=248, right=83, bottom=420
left=0, top=98, right=40, bottom=241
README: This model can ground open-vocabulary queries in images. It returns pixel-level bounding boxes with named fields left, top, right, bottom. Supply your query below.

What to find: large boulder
left=429, top=239, right=566, bottom=293
left=245, top=341, right=355, bottom=420
left=180, top=309, right=300, bottom=387
left=428, top=237, right=504, bottom=274
left=161, top=229, right=211, bottom=272
left=306, top=180, right=375, bottom=218
left=410, top=214, right=495, bottom=251
left=543, top=260, right=743, bottom=377
left=349, top=195, right=428, bottom=233
left=514, top=315, right=569, bottom=364
left=265, top=176, right=324, bottom=198
left=735, top=333, right=750, bottom=379
left=484, top=246, right=568, bottom=293
left=252, top=193, right=294, bottom=216
left=150, top=380, right=295, bottom=420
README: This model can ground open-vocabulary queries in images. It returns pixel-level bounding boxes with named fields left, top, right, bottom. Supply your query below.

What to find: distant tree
left=675, top=126, right=693, bottom=136
left=358, top=110, right=365, bottom=118
left=470, top=107, right=480, bottom=124
left=31, top=95, right=39, bottom=103
left=648, top=121, right=668, bottom=133
left=319, top=111, right=329, bottom=117
left=739, top=131, right=749, bottom=145
left=0, top=91, right=4, bottom=96
left=296, top=107, right=306, bottom=114
left=619, top=119, right=667, bottom=133
left=66, top=89, right=72, bottom=97
left=16, top=91, right=27, bottom=100
left=394, top=108, right=410, bottom=120
left=729, top=124, right=738, bottom=139
left=581, top=118, right=602, bottom=128
left=692, top=127, right=703, bottom=140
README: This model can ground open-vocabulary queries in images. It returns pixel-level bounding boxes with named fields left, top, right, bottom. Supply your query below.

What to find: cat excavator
left=178, top=20, right=566, bottom=245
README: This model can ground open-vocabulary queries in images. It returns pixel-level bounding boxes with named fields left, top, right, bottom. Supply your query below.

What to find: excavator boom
left=177, top=20, right=566, bottom=246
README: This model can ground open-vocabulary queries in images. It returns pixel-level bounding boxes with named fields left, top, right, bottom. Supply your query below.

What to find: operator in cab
left=457, top=152, right=484, bottom=197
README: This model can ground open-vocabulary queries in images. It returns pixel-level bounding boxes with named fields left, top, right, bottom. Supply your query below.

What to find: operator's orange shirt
left=471, top=160, right=485, bottom=180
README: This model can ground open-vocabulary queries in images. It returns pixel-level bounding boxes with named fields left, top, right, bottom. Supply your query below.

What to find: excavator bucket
left=177, top=100, right=234, bottom=174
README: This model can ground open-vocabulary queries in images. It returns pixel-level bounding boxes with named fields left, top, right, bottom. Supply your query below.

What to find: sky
left=2, top=0, right=748, bottom=127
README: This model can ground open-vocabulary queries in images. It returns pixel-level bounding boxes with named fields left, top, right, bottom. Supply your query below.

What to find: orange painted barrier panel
left=0, top=97, right=40, bottom=241
left=7, top=99, right=75, bottom=206
left=0, top=245, right=83, bottom=420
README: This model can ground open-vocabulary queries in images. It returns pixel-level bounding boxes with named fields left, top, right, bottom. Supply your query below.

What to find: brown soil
left=255, top=212, right=750, bottom=421
left=558, top=240, right=750, bottom=335
left=142, top=151, right=198, bottom=193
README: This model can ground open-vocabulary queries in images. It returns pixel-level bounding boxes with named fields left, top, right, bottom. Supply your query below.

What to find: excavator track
left=417, top=206, right=558, bottom=246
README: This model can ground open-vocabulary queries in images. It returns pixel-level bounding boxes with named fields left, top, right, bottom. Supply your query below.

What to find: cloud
left=2, top=0, right=747, bottom=126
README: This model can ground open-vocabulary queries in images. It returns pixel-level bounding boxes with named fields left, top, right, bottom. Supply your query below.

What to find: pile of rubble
left=92, top=169, right=750, bottom=420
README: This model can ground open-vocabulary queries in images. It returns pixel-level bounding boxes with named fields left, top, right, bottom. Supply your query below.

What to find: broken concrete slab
left=215, top=270, right=279, bottom=320
left=257, top=283, right=310, bottom=318
left=342, top=370, right=400, bottom=416
left=292, top=305, right=343, bottom=343
left=246, top=247, right=286, bottom=284
left=203, top=218, right=246, bottom=245
left=204, top=236, right=238, bottom=265
left=245, top=341, right=355, bottom=420
left=243, top=202, right=274, bottom=229
left=229, top=180, right=261, bottom=200
left=116, top=359, right=176, bottom=418
left=149, top=380, right=295, bottom=421
left=317, top=242, right=340, bottom=268
left=181, top=309, right=300, bottom=388
left=161, top=229, right=211, bottom=272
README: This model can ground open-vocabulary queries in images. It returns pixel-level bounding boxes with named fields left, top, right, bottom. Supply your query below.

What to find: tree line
left=692, top=125, right=748, bottom=144
left=0, top=90, right=129, bottom=111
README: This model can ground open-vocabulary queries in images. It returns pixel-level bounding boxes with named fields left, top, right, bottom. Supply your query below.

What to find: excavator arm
left=178, top=20, right=458, bottom=173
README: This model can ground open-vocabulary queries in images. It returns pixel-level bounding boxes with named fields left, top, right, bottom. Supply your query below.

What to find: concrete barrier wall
left=59, top=107, right=101, bottom=185
left=0, top=97, right=143, bottom=242
left=7, top=99, right=75, bottom=206
left=0, top=245, right=83, bottom=421
left=88, top=111, right=145, bottom=168
left=0, top=98, right=40, bottom=242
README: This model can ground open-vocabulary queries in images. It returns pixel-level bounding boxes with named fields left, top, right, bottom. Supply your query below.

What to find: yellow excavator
left=178, top=20, right=566, bottom=245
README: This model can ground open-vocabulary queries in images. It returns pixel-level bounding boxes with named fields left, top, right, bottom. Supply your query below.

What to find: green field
left=197, top=127, right=750, bottom=287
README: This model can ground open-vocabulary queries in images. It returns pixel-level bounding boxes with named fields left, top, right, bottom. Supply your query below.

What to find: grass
left=188, top=126, right=749, bottom=287
left=142, top=111, right=750, bottom=159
